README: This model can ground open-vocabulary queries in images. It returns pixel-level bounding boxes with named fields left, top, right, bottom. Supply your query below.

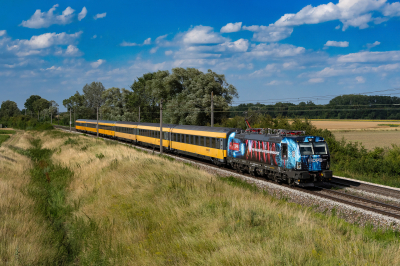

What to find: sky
left=1, top=0, right=400, bottom=111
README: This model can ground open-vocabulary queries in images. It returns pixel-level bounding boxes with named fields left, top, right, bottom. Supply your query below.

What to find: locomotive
left=226, top=128, right=332, bottom=187
left=75, top=119, right=332, bottom=187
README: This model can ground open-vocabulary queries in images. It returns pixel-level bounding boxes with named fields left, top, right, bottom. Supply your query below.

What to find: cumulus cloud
left=0, top=30, right=6, bottom=36
left=65, top=45, right=81, bottom=56
left=247, top=43, right=305, bottom=58
left=94, top=13, right=106, bottom=20
left=91, top=59, right=105, bottom=68
left=309, top=78, right=324, bottom=83
left=20, top=4, right=77, bottom=28
left=356, top=76, right=365, bottom=83
left=18, top=31, right=83, bottom=49
left=324, top=40, right=349, bottom=48
left=366, top=41, right=380, bottom=49
left=165, top=50, right=173, bottom=55
left=243, top=24, right=293, bottom=42
left=92, top=35, right=97, bottom=39
left=338, top=51, right=400, bottom=63
left=120, top=37, right=152, bottom=47
left=78, top=7, right=87, bottom=21
left=242, top=0, right=400, bottom=43
left=311, top=63, right=400, bottom=78
left=219, top=39, right=249, bottom=52
left=150, top=47, right=158, bottom=54
left=220, top=22, right=242, bottom=33
left=183, top=26, right=228, bottom=44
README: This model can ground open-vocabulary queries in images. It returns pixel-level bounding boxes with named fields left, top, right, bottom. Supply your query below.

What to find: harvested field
left=333, top=130, right=400, bottom=150
left=311, top=120, right=400, bottom=131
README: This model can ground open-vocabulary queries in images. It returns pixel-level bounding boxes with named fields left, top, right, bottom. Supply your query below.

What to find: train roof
left=83, top=119, right=116, bottom=124
left=173, top=125, right=237, bottom=133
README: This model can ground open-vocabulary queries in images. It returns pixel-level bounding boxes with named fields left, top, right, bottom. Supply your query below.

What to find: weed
left=64, top=137, right=79, bottom=146
left=0, top=130, right=16, bottom=134
left=0, top=135, right=10, bottom=146
left=95, top=153, right=105, bottom=159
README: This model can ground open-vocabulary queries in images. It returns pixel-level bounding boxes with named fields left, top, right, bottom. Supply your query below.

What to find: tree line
left=230, top=94, right=400, bottom=120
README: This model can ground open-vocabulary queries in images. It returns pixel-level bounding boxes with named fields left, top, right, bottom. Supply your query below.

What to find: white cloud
left=309, top=78, right=324, bottom=83
left=165, top=50, right=173, bottom=55
left=94, top=13, right=106, bottom=20
left=120, top=37, right=152, bottom=47
left=247, top=43, right=305, bottom=58
left=220, top=22, right=242, bottom=33
left=324, top=40, right=349, bottom=48
left=311, top=63, right=400, bottom=78
left=382, top=2, right=400, bottom=16
left=335, top=24, right=341, bottom=29
left=183, top=26, right=228, bottom=44
left=0, top=30, right=6, bottom=36
left=20, top=4, right=77, bottom=28
left=18, top=31, right=83, bottom=49
left=219, top=39, right=249, bottom=52
left=356, top=76, right=365, bottom=83
left=338, top=51, right=400, bottom=63
left=143, top=38, right=151, bottom=45
left=266, top=80, right=292, bottom=86
left=150, top=47, right=158, bottom=54
left=65, top=45, right=81, bottom=56
left=155, top=34, right=168, bottom=44
left=243, top=24, right=293, bottom=42
left=78, top=7, right=87, bottom=21
left=92, top=35, right=97, bottom=39
left=91, top=59, right=105, bottom=68
left=366, top=41, right=380, bottom=49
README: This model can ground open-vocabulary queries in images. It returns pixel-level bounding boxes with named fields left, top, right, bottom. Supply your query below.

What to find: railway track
left=53, top=125, right=400, bottom=222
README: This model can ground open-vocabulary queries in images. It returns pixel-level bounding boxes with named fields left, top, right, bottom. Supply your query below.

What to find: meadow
left=0, top=129, right=399, bottom=265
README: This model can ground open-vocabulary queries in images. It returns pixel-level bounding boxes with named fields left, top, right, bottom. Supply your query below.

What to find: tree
left=32, top=98, right=50, bottom=120
left=63, top=91, right=91, bottom=119
left=83, top=82, right=105, bottom=109
left=164, top=68, right=238, bottom=125
left=24, top=95, right=42, bottom=113
left=0, top=100, right=20, bottom=118
left=128, top=68, right=238, bottom=125
left=100, top=87, right=134, bottom=121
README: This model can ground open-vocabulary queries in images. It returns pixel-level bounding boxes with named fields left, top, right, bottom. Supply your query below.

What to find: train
left=75, top=119, right=332, bottom=187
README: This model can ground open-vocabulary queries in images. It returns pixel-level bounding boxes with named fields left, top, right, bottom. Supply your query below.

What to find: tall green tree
left=32, top=98, right=50, bottom=120
left=0, top=100, right=20, bottom=119
left=100, top=87, right=134, bottom=121
left=128, top=68, right=238, bottom=125
left=164, top=68, right=238, bottom=125
left=24, top=95, right=41, bottom=113
left=83, top=82, right=105, bottom=109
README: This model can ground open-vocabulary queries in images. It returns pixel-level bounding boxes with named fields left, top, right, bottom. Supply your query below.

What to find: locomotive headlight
left=296, top=162, right=301, bottom=170
left=326, top=161, right=330, bottom=170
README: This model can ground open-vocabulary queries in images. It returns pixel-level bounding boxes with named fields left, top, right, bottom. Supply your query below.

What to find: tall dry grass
left=0, top=132, right=59, bottom=265
left=40, top=130, right=400, bottom=265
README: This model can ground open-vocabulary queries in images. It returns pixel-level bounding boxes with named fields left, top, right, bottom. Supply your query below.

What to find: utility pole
left=51, top=111, right=52, bottom=124
left=69, top=108, right=72, bottom=132
left=97, top=107, right=99, bottom=138
left=211, top=91, right=214, bottom=127
left=74, top=107, right=75, bottom=127
left=160, top=99, right=163, bottom=155
left=139, top=106, right=140, bottom=122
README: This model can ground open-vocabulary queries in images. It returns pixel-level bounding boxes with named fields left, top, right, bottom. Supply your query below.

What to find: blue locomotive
left=226, top=128, right=332, bottom=186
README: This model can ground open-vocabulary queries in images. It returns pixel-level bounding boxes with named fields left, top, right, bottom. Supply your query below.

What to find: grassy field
left=1, top=129, right=399, bottom=265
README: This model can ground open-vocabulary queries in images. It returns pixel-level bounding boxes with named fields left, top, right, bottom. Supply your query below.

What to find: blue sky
left=1, top=0, right=400, bottom=111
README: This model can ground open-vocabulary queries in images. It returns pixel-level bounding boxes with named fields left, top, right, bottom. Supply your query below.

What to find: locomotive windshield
left=299, top=142, right=328, bottom=155
left=313, top=142, right=328, bottom=155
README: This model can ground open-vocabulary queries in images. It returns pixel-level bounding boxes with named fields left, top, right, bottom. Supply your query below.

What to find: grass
left=378, top=124, right=400, bottom=127
left=2, top=129, right=400, bottom=265
left=0, top=135, right=10, bottom=146
left=0, top=130, right=16, bottom=134
left=0, top=132, right=60, bottom=264
left=48, top=130, right=400, bottom=264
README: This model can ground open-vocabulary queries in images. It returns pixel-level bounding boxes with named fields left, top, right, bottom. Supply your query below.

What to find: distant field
left=311, top=120, right=400, bottom=131
left=310, top=120, right=400, bottom=150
